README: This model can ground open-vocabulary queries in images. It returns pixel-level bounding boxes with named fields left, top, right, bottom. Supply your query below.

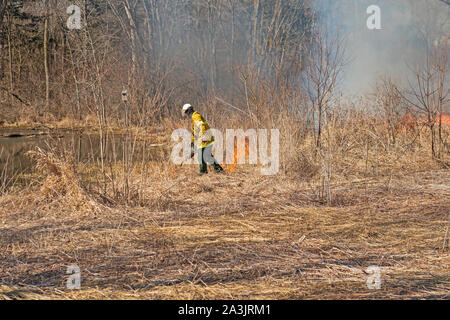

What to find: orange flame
left=440, top=114, right=450, bottom=126
left=224, top=138, right=250, bottom=173
left=396, top=113, right=450, bottom=132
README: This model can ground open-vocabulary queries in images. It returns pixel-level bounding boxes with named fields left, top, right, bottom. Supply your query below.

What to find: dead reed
left=0, top=120, right=448, bottom=299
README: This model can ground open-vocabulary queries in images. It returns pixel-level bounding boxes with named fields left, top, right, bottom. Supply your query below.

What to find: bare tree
left=301, top=22, right=347, bottom=205
left=375, top=77, right=405, bottom=146
left=0, top=0, right=7, bottom=32
left=303, top=27, right=346, bottom=150
left=0, top=0, right=316, bottom=122
left=397, top=44, right=449, bottom=158
left=43, top=0, right=50, bottom=110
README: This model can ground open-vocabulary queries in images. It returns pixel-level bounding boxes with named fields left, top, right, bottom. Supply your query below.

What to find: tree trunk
left=44, top=14, right=50, bottom=110
left=0, top=0, right=7, bottom=31
left=124, top=0, right=137, bottom=105
left=7, top=12, right=13, bottom=104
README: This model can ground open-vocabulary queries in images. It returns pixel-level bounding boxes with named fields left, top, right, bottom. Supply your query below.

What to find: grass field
left=1, top=155, right=448, bottom=299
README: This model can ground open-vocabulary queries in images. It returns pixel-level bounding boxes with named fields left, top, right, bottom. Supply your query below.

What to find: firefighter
left=182, top=104, right=224, bottom=174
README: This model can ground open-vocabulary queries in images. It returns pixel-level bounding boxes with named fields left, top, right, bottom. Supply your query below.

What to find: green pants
left=197, top=145, right=223, bottom=174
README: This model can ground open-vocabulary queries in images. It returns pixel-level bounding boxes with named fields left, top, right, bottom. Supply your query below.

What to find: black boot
left=198, top=147, right=208, bottom=174
left=213, top=163, right=224, bottom=173
left=199, top=163, right=208, bottom=174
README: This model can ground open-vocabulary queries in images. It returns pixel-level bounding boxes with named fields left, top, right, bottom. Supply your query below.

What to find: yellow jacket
left=192, top=111, right=214, bottom=149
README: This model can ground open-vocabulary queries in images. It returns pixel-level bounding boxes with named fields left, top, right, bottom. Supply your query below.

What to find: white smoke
left=314, top=0, right=450, bottom=95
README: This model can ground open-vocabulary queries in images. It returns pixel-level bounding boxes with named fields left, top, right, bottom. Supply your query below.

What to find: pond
left=0, top=128, right=168, bottom=189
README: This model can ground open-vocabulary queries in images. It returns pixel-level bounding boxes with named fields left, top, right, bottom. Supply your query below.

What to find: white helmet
left=181, top=103, right=192, bottom=116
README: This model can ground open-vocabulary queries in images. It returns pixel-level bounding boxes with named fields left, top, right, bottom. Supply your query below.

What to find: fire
left=440, top=114, right=450, bottom=126
left=396, top=113, right=450, bottom=132
left=224, top=138, right=250, bottom=173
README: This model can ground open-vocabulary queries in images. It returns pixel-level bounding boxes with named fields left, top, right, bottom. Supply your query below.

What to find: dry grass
left=0, top=109, right=449, bottom=299
left=0, top=150, right=449, bottom=299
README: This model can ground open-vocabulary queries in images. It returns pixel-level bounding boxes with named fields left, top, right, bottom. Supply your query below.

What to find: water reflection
left=0, top=129, right=167, bottom=185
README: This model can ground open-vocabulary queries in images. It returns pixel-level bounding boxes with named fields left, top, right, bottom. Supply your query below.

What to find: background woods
left=0, top=0, right=316, bottom=123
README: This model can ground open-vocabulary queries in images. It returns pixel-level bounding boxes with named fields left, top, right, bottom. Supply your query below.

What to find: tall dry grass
left=0, top=100, right=448, bottom=299
left=185, top=79, right=449, bottom=206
